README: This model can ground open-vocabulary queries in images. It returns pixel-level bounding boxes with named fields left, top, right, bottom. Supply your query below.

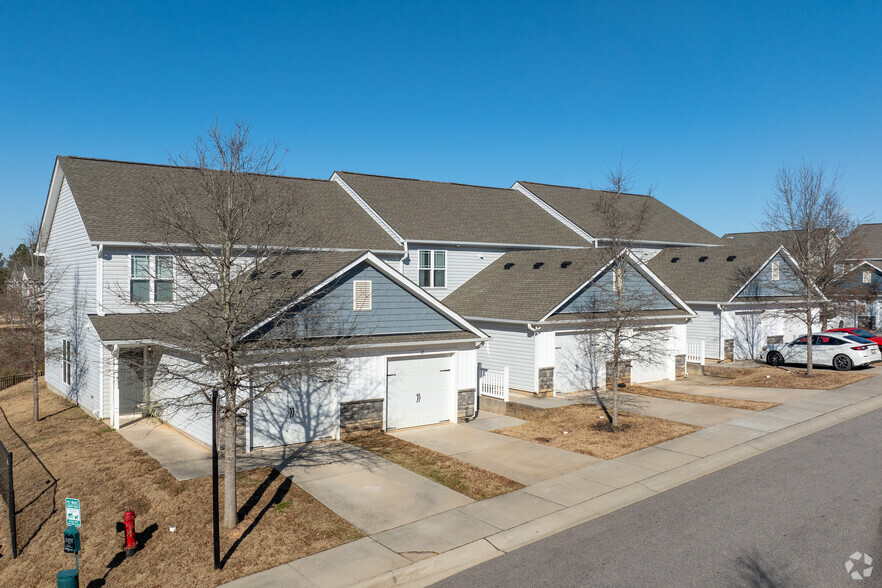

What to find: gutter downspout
left=97, top=244, right=105, bottom=316
left=399, top=240, right=409, bottom=273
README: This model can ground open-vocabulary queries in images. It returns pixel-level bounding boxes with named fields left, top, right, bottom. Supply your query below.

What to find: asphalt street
left=436, top=405, right=882, bottom=587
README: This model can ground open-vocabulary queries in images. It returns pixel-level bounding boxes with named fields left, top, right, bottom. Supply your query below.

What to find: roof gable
left=553, top=261, right=678, bottom=316
left=333, top=171, right=589, bottom=247
left=516, top=181, right=720, bottom=246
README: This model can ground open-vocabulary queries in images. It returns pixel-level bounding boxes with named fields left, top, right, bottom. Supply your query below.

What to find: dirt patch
left=346, top=432, right=522, bottom=500
left=0, top=379, right=362, bottom=587
left=496, top=404, right=699, bottom=460
left=716, top=366, right=877, bottom=389
left=628, top=385, right=780, bottom=411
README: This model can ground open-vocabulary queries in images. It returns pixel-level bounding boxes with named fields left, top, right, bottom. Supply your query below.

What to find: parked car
left=823, top=327, right=882, bottom=348
left=759, top=333, right=881, bottom=371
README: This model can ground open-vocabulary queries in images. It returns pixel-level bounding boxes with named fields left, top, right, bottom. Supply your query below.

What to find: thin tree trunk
left=805, top=307, right=814, bottom=377
left=32, top=359, right=39, bottom=422
left=612, top=362, right=619, bottom=428
left=223, top=406, right=238, bottom=528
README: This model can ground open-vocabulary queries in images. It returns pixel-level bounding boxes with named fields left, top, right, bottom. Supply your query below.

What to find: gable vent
left=726, top=255, right=736, bottom=262
left=353, top=280, right=372, bottom=311
left=533, top=262, right=544, bottom=269
left=699, top=256, right=708, bottom=262
left=561, top=261, right=572, bottom=268
left=670, top=257, right=679, bottom=263
left=291, top=269, right=304, bottom=279
left=504, top=262, right=515, bottom=270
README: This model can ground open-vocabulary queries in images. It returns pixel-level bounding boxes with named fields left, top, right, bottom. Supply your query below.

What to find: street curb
left=345, top=391, right=882, bottom=587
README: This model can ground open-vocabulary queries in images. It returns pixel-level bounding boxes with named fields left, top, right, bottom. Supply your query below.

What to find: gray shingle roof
left=443, top=248, right=682, bottom=322
left=517, top=182, right=720, bottom=245
left=646, top=244, right=781, bottom=302
left=850, top=223, right=882, bottom=260
left=56, top=157, right=402, bottom=251
left=334, top=172, right=589, bottom=247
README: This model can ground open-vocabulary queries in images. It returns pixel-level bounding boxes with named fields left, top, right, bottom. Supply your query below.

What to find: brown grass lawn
left=0, top=379, right=361, bottom=587
left=628, top=385, right=780, bottom=411
left=717, top=366, right=877, bottom=390
left=496, top=404, right=699, bottom=460
left=346, top=433, right=522, bottom=500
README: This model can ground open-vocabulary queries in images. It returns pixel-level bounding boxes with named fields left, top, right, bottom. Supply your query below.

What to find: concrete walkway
left=389, top=422, right=599, bottom=485
left=224, top=372, right=882, bottom=588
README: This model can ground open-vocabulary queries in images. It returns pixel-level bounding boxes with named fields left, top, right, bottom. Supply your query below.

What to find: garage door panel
left=387, top=355, right=452, bottom=430
left=630, top=328, right=674, bottom=384
left=251, top=378, right=339, bottom=447
left=555, top=333, right=605, bottom=394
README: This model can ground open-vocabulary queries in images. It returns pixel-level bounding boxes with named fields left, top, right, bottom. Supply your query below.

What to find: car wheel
left=767, top=351, right=784, bottom=367
left=832, top=354, right=853, bottom=371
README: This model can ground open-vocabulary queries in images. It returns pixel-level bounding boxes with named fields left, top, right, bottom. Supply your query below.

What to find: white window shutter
left=353, top=280, right=372, bottom=311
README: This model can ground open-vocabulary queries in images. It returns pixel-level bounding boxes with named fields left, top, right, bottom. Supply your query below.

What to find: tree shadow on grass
left=85, top=523, right=158, bottom=587
left=221, top=472, right=292, bottom=569
left=39, top=404, right=76, bottom=421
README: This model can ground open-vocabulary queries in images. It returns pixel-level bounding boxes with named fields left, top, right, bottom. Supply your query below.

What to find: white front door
left=386, top=355, right=452, bottom=430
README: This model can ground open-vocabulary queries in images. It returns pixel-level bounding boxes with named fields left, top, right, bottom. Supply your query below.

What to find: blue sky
left=1, top=1, right=880, bottom=255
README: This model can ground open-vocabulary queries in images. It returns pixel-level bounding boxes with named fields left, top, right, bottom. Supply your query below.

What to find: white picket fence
left=478, top=363, right=509, bottom=401
left=686, top=340, right=706, bottom=365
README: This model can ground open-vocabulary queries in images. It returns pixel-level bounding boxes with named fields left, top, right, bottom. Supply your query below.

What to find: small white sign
left=65, top=497, right=81, bottom=527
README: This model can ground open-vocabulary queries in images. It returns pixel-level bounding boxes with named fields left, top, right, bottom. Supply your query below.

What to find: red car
left=824, top=328, right=882, bottom=347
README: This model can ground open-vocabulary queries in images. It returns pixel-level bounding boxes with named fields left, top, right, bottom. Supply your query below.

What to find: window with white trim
left=62, top=339, right=72, bottom=385
left=130, top=255, right=175, bottom=302
left=770, top=261, right=780, bottom=281
left=418, top=250, right=446, bottom=288
left=863, top=270, right=872, bottom=284
left=353, top=280, right=372, bottom=311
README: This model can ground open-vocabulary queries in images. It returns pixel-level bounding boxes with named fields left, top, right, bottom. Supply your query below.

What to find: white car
left=759, top=333, right=881, bottom=371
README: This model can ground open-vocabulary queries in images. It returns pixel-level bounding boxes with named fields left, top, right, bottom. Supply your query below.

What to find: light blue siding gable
left=736, top=253, right=804, bottom=299
left=261, top=262, right=462, bottom=339
left=554, top=261, right=678, bottom=315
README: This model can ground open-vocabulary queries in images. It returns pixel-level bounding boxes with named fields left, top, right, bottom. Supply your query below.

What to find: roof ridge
left=336, top=170, right=517, bottom=192
left=519, top=180, right=652, bottom=198
left=59, top=155, right=331, bottom=183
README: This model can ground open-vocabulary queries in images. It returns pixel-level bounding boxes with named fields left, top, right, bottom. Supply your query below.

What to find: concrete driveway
left=389, top=423, right=599, bottom=485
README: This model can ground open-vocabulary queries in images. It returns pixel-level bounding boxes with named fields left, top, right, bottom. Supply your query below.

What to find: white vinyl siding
left=43, top=178, right=101, bottom=414
left=476, top=323, right=536, bottom=392
left=401, top=247, right=506, bottom=299
left=688, top=306, right=722, bottom=360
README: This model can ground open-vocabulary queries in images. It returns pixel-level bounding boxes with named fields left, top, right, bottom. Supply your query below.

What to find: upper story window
left=131, top=255, right=174, bottom=303
left=770, top=261, right=780, bottom=281
left=418, top=250, right=446, bottom=288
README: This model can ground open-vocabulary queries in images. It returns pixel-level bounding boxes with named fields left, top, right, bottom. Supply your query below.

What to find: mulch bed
left=717, top=366, right=877, bottom=390
left=0, top=379, right=361, bottom=587
left=496, top=404, right=700, bottom=460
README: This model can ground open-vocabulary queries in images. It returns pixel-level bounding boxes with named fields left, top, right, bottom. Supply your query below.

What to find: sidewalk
left=224, top=375, right=882, bottom=588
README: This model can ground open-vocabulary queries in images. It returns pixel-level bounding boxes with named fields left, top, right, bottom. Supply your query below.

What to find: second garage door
left=386, top=354, right=452, bottom=430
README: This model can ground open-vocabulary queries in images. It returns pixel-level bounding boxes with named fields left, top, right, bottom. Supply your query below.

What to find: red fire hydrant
left=123, top=510, right=138, bottom=557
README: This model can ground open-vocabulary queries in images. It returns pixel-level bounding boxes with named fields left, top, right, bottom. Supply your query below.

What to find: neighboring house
left=512, top=182, right=721, bottom=259
left=330, top=172, right=592, bottom=299
left=444, top=248, right=695, bottom=396
left=838, top=261, right=882, bottom=330
left=6, top=267, right=43, bottom=299
left=848, top=223, right=882, bottom=264
left=647, top=244, right=821, bottom=361
left=87, top=250, right=487, bottom=446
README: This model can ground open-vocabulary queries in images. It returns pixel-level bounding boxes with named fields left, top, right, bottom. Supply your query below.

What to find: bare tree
left=119, top=121, right=358, bottom=528
left=761, top=162, right=865, bottom=375
left=0, top=224, right=61, bottom=421
left=574, top=162, right=664, bottom=428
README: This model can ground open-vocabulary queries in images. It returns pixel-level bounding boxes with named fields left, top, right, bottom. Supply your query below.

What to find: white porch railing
left=686, top=340, right=706, bottom=366
left=478, top=363, right=509, bottom=401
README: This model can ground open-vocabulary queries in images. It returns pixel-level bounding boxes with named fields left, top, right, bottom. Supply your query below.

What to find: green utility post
left=58, top=526, right=80, bottom=587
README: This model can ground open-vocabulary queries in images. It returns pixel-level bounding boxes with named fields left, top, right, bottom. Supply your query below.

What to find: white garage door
left=630, top=328, right=673, bottom=384
left=251, top=377, right=339, bottom=448
left=554, top=332, right=605, bottom=393
left=387, top=355, right=452, bottom=430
